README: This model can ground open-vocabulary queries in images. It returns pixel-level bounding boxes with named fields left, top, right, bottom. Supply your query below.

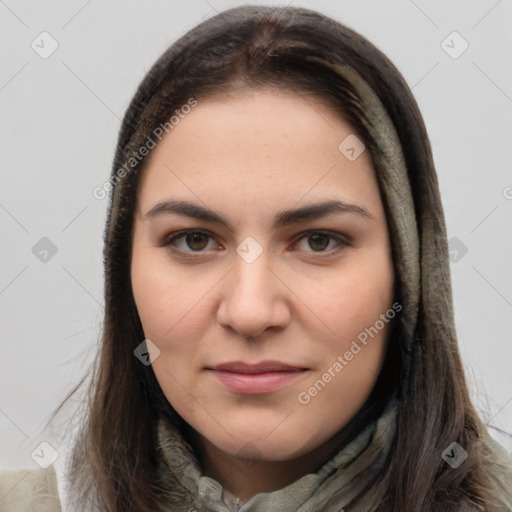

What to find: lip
left=211, top=360, right=306, bottom=373
left=207, top=360, right=309, bottom=394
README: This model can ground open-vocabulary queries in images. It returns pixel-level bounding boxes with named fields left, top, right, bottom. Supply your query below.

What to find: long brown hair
left=46, top=5, right=511, bottom=511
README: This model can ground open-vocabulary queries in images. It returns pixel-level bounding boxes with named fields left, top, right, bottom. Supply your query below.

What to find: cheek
left=294, top=267, right=394, bottom=437
left=310, top=260, right=394, bottom=340
left=131, top=246, right=189, bottom=330
left=131, top=251, right=207, bottom=405
left=130, top=248, right=221, bottom=372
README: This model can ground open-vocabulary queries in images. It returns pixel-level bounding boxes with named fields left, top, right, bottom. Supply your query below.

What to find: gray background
left=1, top=0, right=511, bottom=476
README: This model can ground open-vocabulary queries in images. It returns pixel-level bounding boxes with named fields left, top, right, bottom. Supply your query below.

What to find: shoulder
left=0, top=465, right=61, bottom=511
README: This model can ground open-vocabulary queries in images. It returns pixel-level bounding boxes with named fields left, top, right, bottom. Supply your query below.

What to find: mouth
left=206, top=360, right=309, bottom=394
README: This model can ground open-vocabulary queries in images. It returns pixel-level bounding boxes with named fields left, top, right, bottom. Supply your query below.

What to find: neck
left=190, top=431, right=344, bottom=501
left=185, top=401, right=379, bottom=502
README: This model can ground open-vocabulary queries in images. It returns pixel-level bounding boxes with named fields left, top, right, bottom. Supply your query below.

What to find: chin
left=205, top=425, right=320, bottom=462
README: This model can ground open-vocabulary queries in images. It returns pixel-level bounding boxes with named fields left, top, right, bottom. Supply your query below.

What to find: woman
left=2, top=4, right=511, bottom=512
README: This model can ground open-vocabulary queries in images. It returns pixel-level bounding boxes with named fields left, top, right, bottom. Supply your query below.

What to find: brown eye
left=162, top=230, right=216, bottom=253
left=185, top=232, right=209, bottom=250
left=307, top=233, right=330, bottom=251
left=293, top=230, right=350, bottom=256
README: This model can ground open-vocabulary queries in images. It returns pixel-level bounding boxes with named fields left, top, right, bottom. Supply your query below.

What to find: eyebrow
left=144, top=199, right=373, bottom=230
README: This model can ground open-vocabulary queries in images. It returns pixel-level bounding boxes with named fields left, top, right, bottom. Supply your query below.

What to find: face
left=131, top=89, right=395, bottom=462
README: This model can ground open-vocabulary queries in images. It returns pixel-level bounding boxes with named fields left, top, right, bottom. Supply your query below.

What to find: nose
left=215, top=252, right=291, bottom=340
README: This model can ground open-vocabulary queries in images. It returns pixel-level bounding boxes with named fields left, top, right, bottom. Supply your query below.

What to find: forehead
left=147, top=90, right=359, bottom=159
left=136, top=90, right=378, bottom=215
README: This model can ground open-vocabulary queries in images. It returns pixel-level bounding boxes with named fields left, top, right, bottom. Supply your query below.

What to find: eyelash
left=160, top=229, right=351, bottom=258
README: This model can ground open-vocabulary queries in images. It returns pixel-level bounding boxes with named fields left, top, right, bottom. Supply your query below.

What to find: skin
left=130, top=89, right=395, bottom=501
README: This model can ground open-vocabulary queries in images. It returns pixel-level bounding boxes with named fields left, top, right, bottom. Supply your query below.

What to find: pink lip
left=207, top=360, right=309, bottom=394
